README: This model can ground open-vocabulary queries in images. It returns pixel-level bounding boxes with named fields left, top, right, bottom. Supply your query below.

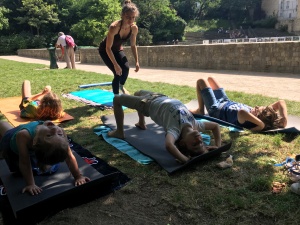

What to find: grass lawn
left=1, top=58, right=300, bottom=225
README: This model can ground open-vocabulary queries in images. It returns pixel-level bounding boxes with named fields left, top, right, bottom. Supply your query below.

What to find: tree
left=0, top=6, right=10, bottom=30
left=70, top=0, right=121, bottom=46
left=170, top=0, right=221, bottom=21
left=15, top=0, right=60, bottom=35
left=135, top=0, right=186, bottom=43
left=220, top=0, right=262, bottom=22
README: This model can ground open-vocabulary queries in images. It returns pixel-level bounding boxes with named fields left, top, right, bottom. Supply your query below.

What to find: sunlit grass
left=1, top=58, right=300, bottom=224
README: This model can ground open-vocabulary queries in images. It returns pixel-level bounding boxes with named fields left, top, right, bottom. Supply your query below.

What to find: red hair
left=36, top=92, right=63, bottom=120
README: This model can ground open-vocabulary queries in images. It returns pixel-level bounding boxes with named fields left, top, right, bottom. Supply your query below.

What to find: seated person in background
left=19, top=80, right=63, bottom=120
left=0, top=120, right=90, bottom=195
left=190, top=77, right=288, bottom=131
left=108, top=90, right=222, bottom=163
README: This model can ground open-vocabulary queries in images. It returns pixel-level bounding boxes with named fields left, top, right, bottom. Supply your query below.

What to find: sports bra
left=99, top=20, right=132, bottom=52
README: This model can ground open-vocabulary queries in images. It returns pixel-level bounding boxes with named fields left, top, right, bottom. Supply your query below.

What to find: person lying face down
left=189, top=77, right=288, bottom=131
left=108, top=90, right=222, bottom=163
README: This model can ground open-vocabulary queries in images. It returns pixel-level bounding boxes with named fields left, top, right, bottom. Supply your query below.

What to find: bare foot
left=107, top=130, right=125, bottom=139
left=120, top=87, right=130, bottom=95
left=135, top=122, right=147, bottom=130
left=189, top=108, right=204, bottom=115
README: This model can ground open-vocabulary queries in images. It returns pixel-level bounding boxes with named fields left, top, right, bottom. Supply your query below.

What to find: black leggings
left=99, top=50, right=130, bottom=94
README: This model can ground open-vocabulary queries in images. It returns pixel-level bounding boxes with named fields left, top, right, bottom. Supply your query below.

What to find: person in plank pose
left=189, top=77, right=288, bottom=131
left=108, top=90, right=222, bottom=163
left=0, top=120, right=90, bottom=195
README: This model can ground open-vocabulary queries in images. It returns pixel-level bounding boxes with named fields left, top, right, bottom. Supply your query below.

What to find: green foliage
left=136, top=0, right=186, bottom=43
left=0, top=6, right=10, bottom=30
left=171, top=0, right=221, bottom=21
left=0, top=33, right=46, bottom=55
left=279, top=24, right=289, bottom=32
left=15, top=0, right=60, bottom=35
left=253, top=16, right=278, bottom=28
left=185, top=19, right=220, bottom=32
left=136, top=27, right=152, bottom=46
left=1, top=59, right=300, bottom=224
left=70, top=0, right=121, bottom=46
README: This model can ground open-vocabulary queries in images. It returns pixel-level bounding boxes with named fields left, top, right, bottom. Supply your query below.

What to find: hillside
left=184, top=28, right=293, bottom=45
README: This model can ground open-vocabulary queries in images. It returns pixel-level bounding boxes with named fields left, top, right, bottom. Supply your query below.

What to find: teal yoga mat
left=69, top=89, right=114, bottom=107
left=63, top=89, right=126, bottom=110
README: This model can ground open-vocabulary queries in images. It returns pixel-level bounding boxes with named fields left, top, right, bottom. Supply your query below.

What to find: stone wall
left=18, top=42, right=300, bottom=74
left=17, top=48, right=80, bottom=62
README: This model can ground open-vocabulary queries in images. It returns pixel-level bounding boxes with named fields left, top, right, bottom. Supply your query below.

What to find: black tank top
left=99, top=20, right=132, bottom=52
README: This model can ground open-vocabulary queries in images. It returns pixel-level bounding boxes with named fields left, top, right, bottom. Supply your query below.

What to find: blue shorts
left=200, top=87, right=229, bottom=118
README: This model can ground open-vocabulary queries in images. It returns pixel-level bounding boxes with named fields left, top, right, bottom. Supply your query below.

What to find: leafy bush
left=253, top=16, right=278, bottom=28
left=279, top=24, right=288, bottom=32
left=136, top=28, right=152, bottom=46
left=0, top=33, right=47, bottom=55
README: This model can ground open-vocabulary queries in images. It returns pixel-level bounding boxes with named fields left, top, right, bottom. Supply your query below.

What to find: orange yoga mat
left=0, top=96, right=74, bottom=127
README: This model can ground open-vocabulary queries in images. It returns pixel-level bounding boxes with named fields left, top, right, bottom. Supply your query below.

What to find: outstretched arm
left=17, top=130, right=42, bottom=195
left=65, top=147, right=90, bottom=186
left=270, top=100, right=288, bottom=127
left=165, top=133, right=190, bottom=163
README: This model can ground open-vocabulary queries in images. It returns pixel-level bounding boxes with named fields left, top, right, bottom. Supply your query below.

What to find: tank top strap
left=118, top=20, right=123, bottom=34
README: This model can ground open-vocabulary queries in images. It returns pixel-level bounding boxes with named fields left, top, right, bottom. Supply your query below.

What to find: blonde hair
left=122, top=1, right=140, bottom=17
left=257, top=106, right=282, bottom=130
left=36, top=92, right=63, bottom=120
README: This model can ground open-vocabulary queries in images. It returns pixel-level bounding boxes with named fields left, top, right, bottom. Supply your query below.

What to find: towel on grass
left=94, top=126, right=153, bottom=165
left=0, top=96, right=74, bottom=127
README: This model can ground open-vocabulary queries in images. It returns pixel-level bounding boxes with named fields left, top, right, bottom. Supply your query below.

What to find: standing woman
left=98, top=0, right=140, bottom=95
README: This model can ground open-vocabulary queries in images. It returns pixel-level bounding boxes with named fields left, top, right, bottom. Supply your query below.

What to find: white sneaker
left=290, top=182, right=300, bottom=195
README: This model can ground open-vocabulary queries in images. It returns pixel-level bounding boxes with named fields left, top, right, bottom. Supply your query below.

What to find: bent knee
left=113, top=95, right=121, bottom=104
left=134, top=90, right=144, bottom=96
left=196, top=79, right=208, bottom=89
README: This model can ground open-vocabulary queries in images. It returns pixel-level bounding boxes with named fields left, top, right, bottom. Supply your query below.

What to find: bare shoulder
left=109, top=20, right=121, bottom=33
left=131, top=24, right=138, bottom=33
left=16, top=129, right=31, bottom=142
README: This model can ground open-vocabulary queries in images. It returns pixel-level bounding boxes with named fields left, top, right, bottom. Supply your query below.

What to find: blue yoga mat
left=70, top=89, right=114, bottom=107
left=64, top=89, right=126, bottom=110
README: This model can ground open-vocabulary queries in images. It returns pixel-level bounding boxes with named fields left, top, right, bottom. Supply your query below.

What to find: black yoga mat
left=101, top=113, right=231, bottom=174
left=186, top=100, right=300, bottom=134
left=0, top=139, right=130, bottom=224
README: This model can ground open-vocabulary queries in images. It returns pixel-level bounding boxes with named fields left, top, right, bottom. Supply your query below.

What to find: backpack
left=65, top=35, right=76, bottom=48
